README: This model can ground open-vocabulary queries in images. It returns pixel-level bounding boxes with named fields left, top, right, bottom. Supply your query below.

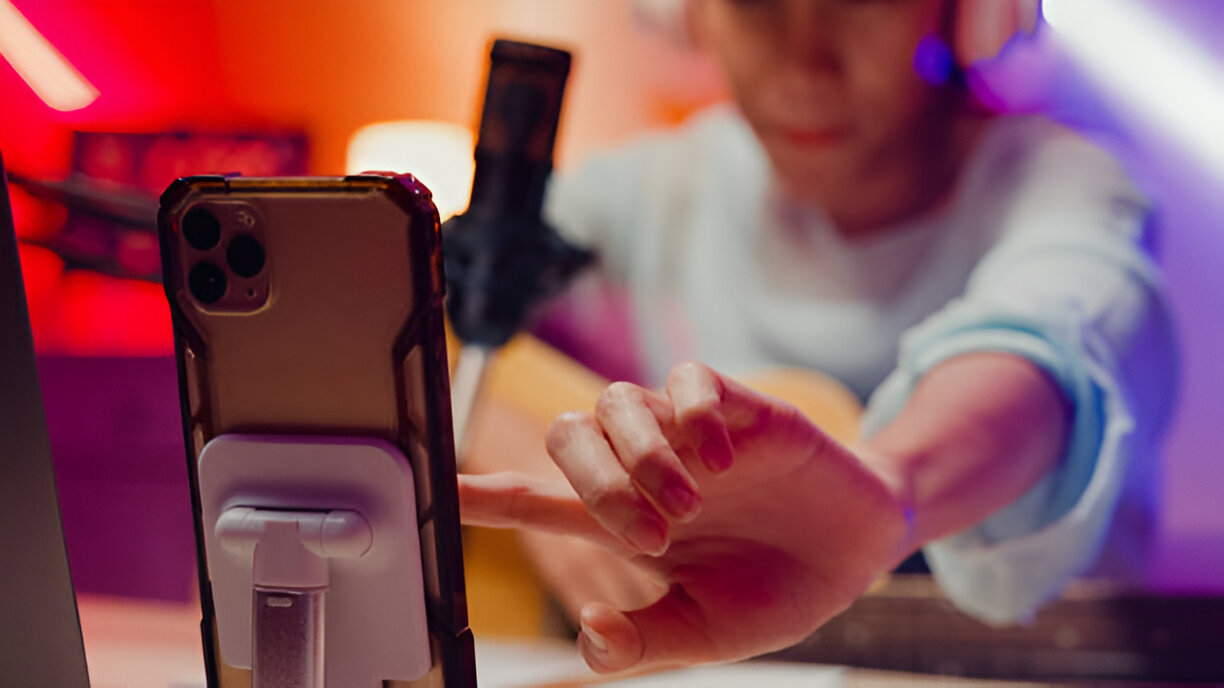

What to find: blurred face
left=692, top=0, right=978, bottom=232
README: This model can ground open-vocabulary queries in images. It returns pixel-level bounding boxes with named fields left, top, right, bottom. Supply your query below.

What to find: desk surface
left=76, top=595, right=1061, bottom=688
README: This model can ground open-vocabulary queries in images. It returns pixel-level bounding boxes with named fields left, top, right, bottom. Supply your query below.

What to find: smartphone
left=158, top=174, right=475, bottom=688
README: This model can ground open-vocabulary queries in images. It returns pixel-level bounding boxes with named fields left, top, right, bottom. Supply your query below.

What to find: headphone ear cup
left=953, top=0, right=1041, bottom=67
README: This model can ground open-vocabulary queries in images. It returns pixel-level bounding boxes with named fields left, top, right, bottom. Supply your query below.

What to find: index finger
left=457, top=471, right=629, bottom=554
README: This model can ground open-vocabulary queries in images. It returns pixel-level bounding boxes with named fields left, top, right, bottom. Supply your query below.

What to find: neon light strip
left=0, top=0, right=98, bottom=111
left=1044, top=0, right=1224, bottom=177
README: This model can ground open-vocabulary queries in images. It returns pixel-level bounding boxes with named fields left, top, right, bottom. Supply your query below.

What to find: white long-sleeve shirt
left=541, top=104, right=1178, bottom=624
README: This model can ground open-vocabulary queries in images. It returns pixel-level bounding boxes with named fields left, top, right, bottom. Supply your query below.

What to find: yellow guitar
left=454, top=333, right=865, bottom=639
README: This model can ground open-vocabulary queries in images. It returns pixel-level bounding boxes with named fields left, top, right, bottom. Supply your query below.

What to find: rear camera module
left=188, top=261, right=227, bottom=304
left=183, top=207, right=222, bottom=251
left=226, top=234, right=266, bottom=278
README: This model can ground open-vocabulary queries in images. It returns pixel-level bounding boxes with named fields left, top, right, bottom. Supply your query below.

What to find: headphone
left=630, top=0, right=1042, bottom=68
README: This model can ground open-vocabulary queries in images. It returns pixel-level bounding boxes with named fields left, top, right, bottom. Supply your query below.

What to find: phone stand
left=198, top=434, right=432, bottom=688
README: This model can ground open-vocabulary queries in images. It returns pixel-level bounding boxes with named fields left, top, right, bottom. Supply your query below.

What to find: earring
left=913, top=34, right=960, bottom=86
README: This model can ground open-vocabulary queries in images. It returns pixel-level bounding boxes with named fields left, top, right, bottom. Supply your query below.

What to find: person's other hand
left=459, top=362, right=913, bottom=673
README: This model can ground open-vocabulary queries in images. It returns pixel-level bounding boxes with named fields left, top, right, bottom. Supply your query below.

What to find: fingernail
left=661, top=480, right=701, bottom=521
left=581, top=620, right=609, bottom=654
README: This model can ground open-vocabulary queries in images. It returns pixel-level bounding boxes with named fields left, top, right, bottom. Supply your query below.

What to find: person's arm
left=861, top=350, right=1071, bottom=549
left=864, top=125, right=1178, bottom=623
left=459, top=352, right=1068, bottom=673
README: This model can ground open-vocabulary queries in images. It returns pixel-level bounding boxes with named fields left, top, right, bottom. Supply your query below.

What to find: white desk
left=76, top=594, right=1054, bottom=688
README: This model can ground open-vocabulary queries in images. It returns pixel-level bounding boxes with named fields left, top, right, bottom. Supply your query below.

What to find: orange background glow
left=0, top=0, right=726, bottom=354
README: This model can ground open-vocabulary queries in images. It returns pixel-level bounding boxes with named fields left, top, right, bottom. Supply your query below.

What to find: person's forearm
left=859, top=352, right=1072, bottom=550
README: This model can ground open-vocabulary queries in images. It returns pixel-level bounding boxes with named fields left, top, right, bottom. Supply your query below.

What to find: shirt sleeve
left=860, top=129, right=1179, bottom=625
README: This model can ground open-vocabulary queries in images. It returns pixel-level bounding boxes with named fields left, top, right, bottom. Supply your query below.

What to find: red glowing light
left=46, top=271, right=173, bottom=356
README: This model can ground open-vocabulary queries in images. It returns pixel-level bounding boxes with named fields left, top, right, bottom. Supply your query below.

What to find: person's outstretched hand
left=458, top=362, right=914, bottom=673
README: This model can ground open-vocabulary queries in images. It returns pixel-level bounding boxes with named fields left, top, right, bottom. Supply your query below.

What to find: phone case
left=158, top=174, right=475, bottom=688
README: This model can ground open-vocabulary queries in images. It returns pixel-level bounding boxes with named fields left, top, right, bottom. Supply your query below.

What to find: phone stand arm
left=214, top=508, right=372, bottom=688
left=199, top=435, right=433, bottom=688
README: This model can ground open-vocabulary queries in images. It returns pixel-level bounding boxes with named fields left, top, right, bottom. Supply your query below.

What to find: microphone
left=442, top=39, right=593, bottom=349
left=442, top=39, right=594, bottom=456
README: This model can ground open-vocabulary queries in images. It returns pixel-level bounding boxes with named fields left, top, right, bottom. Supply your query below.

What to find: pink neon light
left=0, top=0, right=98, bottom=111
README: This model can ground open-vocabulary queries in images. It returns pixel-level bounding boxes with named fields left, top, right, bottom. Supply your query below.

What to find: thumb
left=577, top=588, right=715, bottom=673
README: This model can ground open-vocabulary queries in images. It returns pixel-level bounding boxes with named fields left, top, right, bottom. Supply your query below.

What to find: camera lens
left=188, top=261, right=227, bottom=304
left=182, top=207, right=221, bottom=250
left=226, top=234, right=266, bottom=278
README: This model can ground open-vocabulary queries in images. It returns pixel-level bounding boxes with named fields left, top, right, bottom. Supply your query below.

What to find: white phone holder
left=198, top=434, right=432, bottom=688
